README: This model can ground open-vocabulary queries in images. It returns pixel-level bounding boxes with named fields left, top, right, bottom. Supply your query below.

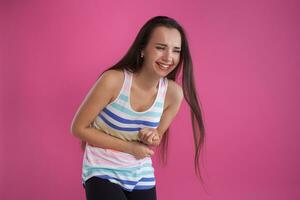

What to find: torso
left=108, top=69, right=178, bottom=112
left=130, top=84, right=158, bottom=112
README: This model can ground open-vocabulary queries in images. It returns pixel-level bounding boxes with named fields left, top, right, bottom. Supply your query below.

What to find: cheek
left=175, top=55, right=180, bottom=64
left=144, top=55, right=155, bottom=64
left=147, top=53, right=161, bottom=63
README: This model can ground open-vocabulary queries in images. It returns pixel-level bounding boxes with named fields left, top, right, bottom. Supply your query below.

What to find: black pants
left=84, top=176, right=157, bottom=200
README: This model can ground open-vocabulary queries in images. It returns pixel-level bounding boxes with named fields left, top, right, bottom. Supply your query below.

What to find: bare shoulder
left=96, top=69, right=124, bottom=102
left=165, top=79, right=184, bottom=109
left=70, top=69, right=124, bottom=132
left=98, top=69, right=123, bottom=86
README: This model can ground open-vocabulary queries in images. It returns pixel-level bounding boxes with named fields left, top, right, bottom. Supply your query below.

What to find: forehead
left=148, top=26, right=181, bottom=47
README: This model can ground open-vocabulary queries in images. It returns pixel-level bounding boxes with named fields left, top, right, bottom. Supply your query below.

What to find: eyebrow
left=155, top=43, right=181, bottom=50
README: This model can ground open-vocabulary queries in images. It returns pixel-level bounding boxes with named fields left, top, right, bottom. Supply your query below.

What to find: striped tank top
left=82, top=68, right=168, bottom=191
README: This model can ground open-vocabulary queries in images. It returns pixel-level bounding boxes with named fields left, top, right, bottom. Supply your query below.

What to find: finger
left=147, top=133, right=155, bottom=143
left=142, top=127, right=153, bottom=133
left=145, top=131, right=154, bottom=142
left=140, top=132, right=146, bottom=141
left=140, top=129, right=148, bottom=140
left=153, top=135, right=159, bottom=141
left=142, top=130, right=152, bottom=141
left=139, top=130, right=148, bottom=141
left=138, top=131, right=144, bottom=139
left=149, top=149, right=154, bottom=156
left=146, top=150, right=154, bottom=157
left=139, top=128, right=146, bottom=136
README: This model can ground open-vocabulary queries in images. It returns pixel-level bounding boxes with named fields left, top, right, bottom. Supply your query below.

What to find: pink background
left=1, top=0, right=299, bottom=199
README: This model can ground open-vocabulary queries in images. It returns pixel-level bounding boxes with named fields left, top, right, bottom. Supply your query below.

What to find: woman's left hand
left=138, top=128, right=160, bottom=146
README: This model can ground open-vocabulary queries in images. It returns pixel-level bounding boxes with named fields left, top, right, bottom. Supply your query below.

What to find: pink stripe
left=123, top=84, right=130, bottom=91
left=85, top=146, right=149, bottom=168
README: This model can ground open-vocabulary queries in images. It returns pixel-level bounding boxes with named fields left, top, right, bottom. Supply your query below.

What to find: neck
left=133, top=68, right=161, bottom=91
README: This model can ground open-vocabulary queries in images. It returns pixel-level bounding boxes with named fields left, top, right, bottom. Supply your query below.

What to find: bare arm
left=70, top=70, right=153, bottom=158
left=138, top=80, right=184, bottom=146
left=156, top=81, right=183, bottom=139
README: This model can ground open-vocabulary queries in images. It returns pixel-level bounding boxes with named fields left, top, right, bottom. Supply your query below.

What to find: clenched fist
left=138, top=128, right=161, bottom=146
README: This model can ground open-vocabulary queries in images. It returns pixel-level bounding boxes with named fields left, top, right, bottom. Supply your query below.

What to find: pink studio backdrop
left=1, top=0, right=299, bottom=200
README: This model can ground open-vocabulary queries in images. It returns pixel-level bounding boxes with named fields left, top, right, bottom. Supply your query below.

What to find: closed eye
left=156, top=46, right=181, bottom=53
left=156, top=46, right=165, bottom=50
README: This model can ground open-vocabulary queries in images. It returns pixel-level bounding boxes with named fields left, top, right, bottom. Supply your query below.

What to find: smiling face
left=141, top=26, right=182, bottom=77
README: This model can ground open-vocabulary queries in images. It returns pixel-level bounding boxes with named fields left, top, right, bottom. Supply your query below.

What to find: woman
left=71, top=16, right=205, bottom=200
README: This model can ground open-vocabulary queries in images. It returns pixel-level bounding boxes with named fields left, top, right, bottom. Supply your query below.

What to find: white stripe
left=106, top=103, right=162, bottom=122
left=85, top=145, right=151, bottom=166
left=82, top=167, right=155, bottom=182
left=94, top=118, right=140, bottom=141
left=115, top=97, right=163, bottom=113
left=135, top=181, right=156, bottom=186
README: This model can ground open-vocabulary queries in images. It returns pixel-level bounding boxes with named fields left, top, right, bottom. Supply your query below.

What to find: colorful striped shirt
left=82, top=68, right=168, bottom=191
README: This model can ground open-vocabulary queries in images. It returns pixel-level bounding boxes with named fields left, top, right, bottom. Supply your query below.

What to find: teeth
left=158, top=63, right=170, bottom=68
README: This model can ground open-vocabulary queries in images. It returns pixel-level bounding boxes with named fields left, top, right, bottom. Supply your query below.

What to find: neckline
left=127, top=70, right=161, bottom=114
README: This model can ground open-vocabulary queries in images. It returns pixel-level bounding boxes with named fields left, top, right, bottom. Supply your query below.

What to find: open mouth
left=156, top=62, right=172, bottom=70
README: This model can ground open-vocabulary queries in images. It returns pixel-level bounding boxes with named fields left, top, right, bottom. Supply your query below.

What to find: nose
left=162, top=50, right=172, bottom=63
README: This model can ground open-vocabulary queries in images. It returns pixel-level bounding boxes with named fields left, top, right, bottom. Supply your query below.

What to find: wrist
left=127, top=141, right=139, bottom=155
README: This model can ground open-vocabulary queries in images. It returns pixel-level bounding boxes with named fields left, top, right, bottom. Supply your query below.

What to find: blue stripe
left=83, top=165, right=154, bottom=179
left=119, top=93, right=163, bottom=109
left=102, top=107, right=159, bottom=127
left=133, top=185, right=156, bottom=190
left=99, top=115, right=141, bottom=131
left=97, top=175, right=137, bottom=185
left=110, top=103, right=162, bottom=118
left=85, top=162, right=153, bottom=172
left=119, top=93, right=129, bottom=101
left=92, top=176, right=155, bottom=192
left=154, top=101, right=163, bottom=108
left=95, top=175, right=155, bottom=185
left=83, top=163, right=154, bottom=174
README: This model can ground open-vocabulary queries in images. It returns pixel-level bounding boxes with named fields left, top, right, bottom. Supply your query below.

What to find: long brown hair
left=81, top=16, right=206, bottom=183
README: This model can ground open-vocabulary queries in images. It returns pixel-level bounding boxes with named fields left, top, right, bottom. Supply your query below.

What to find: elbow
left=70, top=125, right=77, bottom=137
left=70, top=123, right=82, bottom=138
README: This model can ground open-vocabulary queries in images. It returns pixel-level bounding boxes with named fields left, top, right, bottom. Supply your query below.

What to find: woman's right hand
left=130, top=141, right=154, bottom=159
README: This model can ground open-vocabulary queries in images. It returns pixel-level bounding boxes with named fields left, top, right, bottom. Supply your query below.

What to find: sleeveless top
left=82, top=68, right=168, bottom=191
